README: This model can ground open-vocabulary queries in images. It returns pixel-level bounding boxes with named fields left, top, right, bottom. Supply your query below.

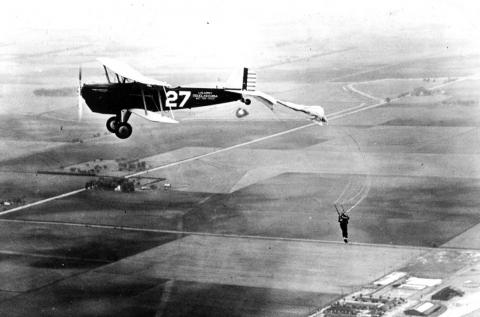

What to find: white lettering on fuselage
left=192, top=91, right=218, bottom=101
left=165, top=91, right=191, bottom=108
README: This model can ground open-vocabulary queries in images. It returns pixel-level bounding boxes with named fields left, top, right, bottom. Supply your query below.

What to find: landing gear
left=106, top=116, right=118, bottom=133
left=115, top=122, right=132, bottom=139
left=106, top=110, right=133, bottom=139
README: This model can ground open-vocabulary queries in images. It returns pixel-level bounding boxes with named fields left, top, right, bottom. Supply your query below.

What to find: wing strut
left=157, top=89, right=164, bottom=113
left=141, top=87, right=147, bottom=115
left=162, top=87, right=175, bottom=120
left=103, top=66, right=111, bottom=83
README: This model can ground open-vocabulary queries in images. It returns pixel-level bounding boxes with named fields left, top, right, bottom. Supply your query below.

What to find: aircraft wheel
left=244, top=98, right=251, bottom=105
left=106, top=116, right=118, bottom=133
left=115, top=123, right=132, bottom=139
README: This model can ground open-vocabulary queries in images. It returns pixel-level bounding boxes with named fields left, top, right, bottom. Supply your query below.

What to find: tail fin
left=242, top=68, right=256, bottom=91
left=225, top=67, right=256, bottom=90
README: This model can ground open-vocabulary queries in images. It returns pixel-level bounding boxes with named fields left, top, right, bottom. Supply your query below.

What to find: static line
left=0, top=98, right=390, bottom=217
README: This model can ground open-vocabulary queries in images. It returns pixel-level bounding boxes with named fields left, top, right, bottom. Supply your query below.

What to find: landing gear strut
left=106, top=110, right=133, bottom=139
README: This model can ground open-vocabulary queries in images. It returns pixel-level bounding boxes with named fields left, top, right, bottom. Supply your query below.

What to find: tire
left=115, top=123, right=133, bottom=139
left=106, top=116, right=118, bottom=133
left=244, top=98, right=251, bottom=105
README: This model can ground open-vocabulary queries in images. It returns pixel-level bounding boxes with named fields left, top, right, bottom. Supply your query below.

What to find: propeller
left=77, top=66, right=83, bottom=121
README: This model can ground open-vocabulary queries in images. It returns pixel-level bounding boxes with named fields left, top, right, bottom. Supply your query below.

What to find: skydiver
left=338, top=211, right=350, bottom=243
left=335, top=204, right=350, bottom=243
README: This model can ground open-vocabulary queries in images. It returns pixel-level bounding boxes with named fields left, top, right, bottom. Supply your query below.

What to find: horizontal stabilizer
left=129, top=109, right=178, bottom=123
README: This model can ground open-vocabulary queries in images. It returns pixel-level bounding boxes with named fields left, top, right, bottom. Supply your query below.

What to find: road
left=345, top=83, right=383, bottom=102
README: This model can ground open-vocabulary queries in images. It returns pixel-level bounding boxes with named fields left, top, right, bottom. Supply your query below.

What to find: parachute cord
left=334, top=128, right=371, bottom=214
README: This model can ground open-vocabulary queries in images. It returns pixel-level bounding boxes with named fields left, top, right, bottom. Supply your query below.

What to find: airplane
left=79, top=58, right=327, bottom=139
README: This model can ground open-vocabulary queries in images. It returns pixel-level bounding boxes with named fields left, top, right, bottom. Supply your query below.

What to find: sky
left=2, top=0, right=479, bottom=35
left=1, top=0, right=479, bottom=69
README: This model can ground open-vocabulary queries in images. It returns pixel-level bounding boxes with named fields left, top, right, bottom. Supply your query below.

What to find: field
left=1, top=16, right=480, bottom=316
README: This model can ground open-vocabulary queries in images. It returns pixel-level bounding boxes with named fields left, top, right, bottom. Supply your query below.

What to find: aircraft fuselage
left=81, top=83, right=242, bottom=115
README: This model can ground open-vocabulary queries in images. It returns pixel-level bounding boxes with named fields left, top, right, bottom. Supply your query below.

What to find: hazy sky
left=2, top=0, right=479, bottom=35
left=1, top=0, right=479, bottom=69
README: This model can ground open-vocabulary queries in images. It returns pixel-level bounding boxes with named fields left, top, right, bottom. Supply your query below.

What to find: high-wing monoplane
left=79, top=58, right=327, bottom=139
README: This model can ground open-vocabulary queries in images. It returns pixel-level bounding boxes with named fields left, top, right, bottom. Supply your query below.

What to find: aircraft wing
left=129, top=109, right=179, bottom=123
left=98, top=58, right=171, bottom=87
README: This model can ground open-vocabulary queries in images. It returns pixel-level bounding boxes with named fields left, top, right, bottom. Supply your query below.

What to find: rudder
left=242, top=68, right=256, bottom=91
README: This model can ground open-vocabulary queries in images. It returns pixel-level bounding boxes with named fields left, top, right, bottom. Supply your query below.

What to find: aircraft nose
left=80, top=85, right=104, bottom=104
left=80, top=84, right=104, bottom=110
left=80, top=85, right=90, bottom=99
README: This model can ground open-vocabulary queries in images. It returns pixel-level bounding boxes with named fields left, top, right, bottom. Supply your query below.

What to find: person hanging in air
left=335, top=204, right=350, bottom=243
left=338, top=212, right=350, bottom=243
